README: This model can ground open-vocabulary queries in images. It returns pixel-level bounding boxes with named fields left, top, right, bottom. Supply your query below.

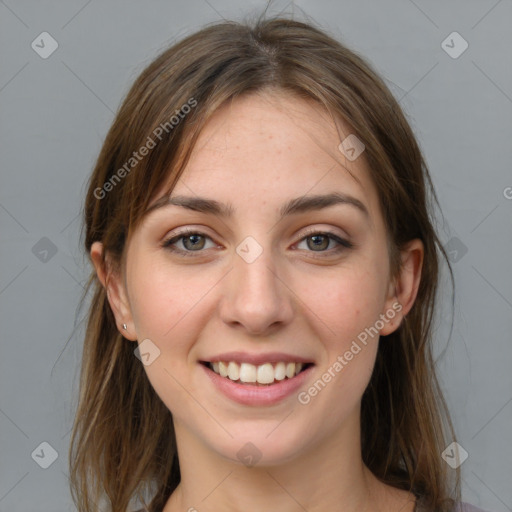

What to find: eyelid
left=294, top=227, right=354, bottom=252
left=298, top=226, right=350, bottom=242
left=161, top=228, right=219, bottom=253
left=162, top=225, right=354, bottom=258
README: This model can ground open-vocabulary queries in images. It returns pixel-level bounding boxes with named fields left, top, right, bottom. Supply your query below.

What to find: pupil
left=309, top=235, right=328, bottom=251
left=185, top=235, right=204, bottom=250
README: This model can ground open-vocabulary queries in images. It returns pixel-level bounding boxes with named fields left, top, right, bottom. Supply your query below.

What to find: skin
left=91, top=91, right=423, bottom=512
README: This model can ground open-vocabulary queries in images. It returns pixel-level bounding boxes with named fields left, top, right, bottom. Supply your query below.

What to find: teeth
left=256, top=363, right=274, bottom=384
left=219, top=361, right=228, bottom=377
left=240, top=363, right=257, bottom=383
left=227, top=361, right=239, bottom=381
left=274, top=362, right=286, bottom=381
left=208, top=360, right=308, bottom=385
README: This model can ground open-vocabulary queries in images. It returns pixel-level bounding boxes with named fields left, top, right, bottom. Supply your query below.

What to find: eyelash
left=161, top=228, right=354, bottom=258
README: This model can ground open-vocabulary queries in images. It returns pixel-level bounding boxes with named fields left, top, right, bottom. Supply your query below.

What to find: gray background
left=1, top=1, right=511, bottom=511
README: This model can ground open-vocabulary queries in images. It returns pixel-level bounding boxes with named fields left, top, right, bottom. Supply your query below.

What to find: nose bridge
left=220, top=237, right=293, bottom=334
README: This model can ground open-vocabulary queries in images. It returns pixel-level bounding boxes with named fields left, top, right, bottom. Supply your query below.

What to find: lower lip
left=201, top=363, right=314, bottom=406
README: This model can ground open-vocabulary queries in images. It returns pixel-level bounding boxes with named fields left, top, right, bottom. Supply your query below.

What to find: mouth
left=200, top=360, right=314, bottom=386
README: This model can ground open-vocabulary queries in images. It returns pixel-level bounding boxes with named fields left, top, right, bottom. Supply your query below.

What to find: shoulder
left=456, top=502, right=492, bottom=512
left=415, top=498, right=492, bottom=512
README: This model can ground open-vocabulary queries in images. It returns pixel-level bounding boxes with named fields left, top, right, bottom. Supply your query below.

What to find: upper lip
left=201, top=351, right=314, bottom=366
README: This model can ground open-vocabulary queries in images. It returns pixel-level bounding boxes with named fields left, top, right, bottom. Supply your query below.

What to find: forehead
left=152, top=92, right=380, bottom=223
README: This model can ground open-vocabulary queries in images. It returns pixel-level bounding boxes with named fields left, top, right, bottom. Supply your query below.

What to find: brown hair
left=70, top=15, right=459, bottom=512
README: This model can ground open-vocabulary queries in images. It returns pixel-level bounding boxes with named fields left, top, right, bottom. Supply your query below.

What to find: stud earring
left=122, top=323, right=127, bottom=330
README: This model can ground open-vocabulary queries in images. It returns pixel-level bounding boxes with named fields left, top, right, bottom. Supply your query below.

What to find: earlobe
left=380, top=238, right=424, bottom=336
left=90, top=242, right=137, bottom=341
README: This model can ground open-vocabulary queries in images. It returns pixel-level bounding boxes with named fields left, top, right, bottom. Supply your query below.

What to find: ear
left=90, top=241, right=137, bottom=341
left=379, top=238, right=424, bottom=336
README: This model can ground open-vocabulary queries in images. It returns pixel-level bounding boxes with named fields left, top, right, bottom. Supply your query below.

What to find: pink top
left=135, top=501, right=489, bottom=512
left=457, top=504, right=489, bottom=512
left=415, top=501, right=489, bottom=512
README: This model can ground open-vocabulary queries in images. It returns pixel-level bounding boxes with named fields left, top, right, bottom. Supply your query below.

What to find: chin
left=207, top=422, right=312, bottom=468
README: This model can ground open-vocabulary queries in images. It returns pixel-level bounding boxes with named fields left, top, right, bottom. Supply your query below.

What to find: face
left=100, top=92, right=419, bottom=467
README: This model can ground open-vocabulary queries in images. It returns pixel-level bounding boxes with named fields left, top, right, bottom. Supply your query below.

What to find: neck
left=164, top=414, right=380, bottom=512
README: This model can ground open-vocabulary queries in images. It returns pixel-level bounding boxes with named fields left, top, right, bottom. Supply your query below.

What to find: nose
left=219, top=245, right=294, bottom=335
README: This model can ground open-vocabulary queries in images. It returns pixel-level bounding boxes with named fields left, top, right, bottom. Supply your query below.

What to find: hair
left=69, top=14, right=459, bottom=512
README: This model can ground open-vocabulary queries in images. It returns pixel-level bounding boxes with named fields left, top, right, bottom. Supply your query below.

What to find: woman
left=69, top=16, right=489, bottom=512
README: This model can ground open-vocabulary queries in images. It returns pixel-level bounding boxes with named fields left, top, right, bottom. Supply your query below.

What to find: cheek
left=293, top=264, right=384, bottom=406
left=295, top=273, right=381, bottom=428
left=128, top=256, right=210, bottom=340
left=126, top=259, right=214, bottom=417
left=302, top=264, right=385, bottom=345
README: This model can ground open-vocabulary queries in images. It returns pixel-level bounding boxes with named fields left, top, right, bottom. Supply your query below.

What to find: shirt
left=415, top=501, right=489, bottom=512
left=134, top=500, right=490, bottom=512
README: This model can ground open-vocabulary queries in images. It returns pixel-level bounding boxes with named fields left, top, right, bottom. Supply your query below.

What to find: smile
left=204, top=361, right=312, bottom=386
left=200, top=358, right=315, bottom=406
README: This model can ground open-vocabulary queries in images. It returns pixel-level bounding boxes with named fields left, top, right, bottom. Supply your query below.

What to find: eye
left=162, top=228, right=354, bottom=258
left=295, top=229, right=353, bottom=254
left=162, top=229, right=217, bottom=255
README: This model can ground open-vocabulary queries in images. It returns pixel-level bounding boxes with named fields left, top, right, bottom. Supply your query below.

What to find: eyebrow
left=145, top=192, right=369, bottom=220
